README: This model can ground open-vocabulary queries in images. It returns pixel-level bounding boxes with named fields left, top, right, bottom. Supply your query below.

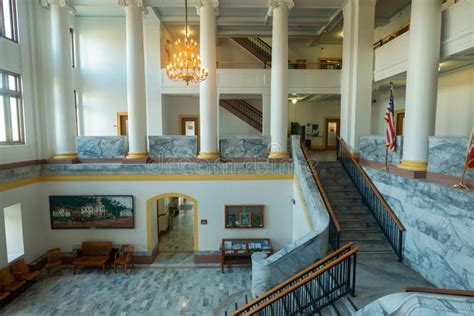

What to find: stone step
left=330, top=200, right=366, bottom=206
left=337, top=214, right=378, bottom=222
left=326, top=192, right=362, bottom=200
left=341, top=231, right=386, bottom=241
left=349, top=240, right=394, bottom=253
left=333, top=205, right=371, bottom=213
left=340, top=221, right=379, bottom=229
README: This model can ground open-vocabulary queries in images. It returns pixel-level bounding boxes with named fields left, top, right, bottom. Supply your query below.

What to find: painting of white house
left=50, top=196, right=134, bottom=229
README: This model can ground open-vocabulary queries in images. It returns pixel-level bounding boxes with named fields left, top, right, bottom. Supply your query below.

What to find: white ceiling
left=70, top=0, right=410, bottom=42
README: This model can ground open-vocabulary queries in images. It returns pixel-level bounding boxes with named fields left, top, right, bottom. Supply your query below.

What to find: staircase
left=220, top=99, right=262, bottom=132
left=317, top=161, right=395, bottom=255
left=231, top=37, right=296, bottom=69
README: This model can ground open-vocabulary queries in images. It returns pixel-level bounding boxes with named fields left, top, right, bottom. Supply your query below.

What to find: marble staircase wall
left=354, top=292, right=474, bottom=315
left=219, top=136, right=269, bottom=158
left=364, top=167, right=474, bottom=290
left=359, top=135, right=403, bottom=165
left=148, top=136, right=197, bottom=158
left=251, top=136, right=329, bottom=297
left=76, top=136, right=128, bottom=159
left=428, top=136, right=473, bottom=180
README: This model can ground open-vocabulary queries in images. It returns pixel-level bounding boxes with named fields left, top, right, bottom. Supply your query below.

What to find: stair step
left=350, top=240, right=394, bottom=253
left=341, top=231, right=386, bottom=241
left=340, top=221, right=379, bottom=229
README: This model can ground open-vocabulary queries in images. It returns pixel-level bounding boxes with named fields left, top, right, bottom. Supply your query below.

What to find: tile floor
left=159, top=207, right=194, bottom=252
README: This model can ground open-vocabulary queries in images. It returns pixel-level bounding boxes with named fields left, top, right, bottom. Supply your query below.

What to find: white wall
left=373, top=4, right=411, bottom=42
left=162, top=95, right=199, bottom=135
left=292, top=182, right=311, bottom=241
left=288, top=97, right=341, bottom=148
left=219, top=107, right=261, bottom=137
left=3, top=203, right=25, bottom=262
left=216, top=38, right=263, bottom=68
left=371, top=67, right=474, bottom=136
left=0, top=178, right=294, bottom=267
left=77, top=17, right=127, bottom=136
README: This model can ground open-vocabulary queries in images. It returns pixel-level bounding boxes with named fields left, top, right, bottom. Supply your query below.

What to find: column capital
left=194, top=0, right=219, bottom=15
left=41, top=0, right=76, bottom=14
left=118, top=0, right=144, bottom=7
left=267, top=0, right=294, bottom=15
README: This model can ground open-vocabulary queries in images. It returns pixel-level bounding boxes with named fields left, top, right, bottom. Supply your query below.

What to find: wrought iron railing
left=232, top=243, right=358, bottom=316
left=220, top=99, right=262, bottom=131
left=301, top=142, right=341, bottom=250
left=336, top=136, right=405, bottom=261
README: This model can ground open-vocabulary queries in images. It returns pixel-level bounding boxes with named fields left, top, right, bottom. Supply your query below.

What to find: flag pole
left=384, top=147, right=389, bottom=172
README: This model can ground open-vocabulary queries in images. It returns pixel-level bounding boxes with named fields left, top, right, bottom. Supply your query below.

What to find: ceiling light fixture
left=291, top=98, right=298, bottom=104
left=166, top=0, right=208, bottom=85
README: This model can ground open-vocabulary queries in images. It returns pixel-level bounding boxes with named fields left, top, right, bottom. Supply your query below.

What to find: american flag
left=384, top=88, right=396, bottom=151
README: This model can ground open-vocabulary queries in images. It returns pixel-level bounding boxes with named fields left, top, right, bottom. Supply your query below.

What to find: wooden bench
left=73, top=242, right=112, bottom=274
left=11, top=259, right=39, bottom=282
left=0, top=267, right=27, bottom=295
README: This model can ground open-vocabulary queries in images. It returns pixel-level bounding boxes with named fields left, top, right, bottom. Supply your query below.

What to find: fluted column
left=196, top=0, right=219, bottom=159
left=268, top=0, right=293, bottom=159
left=120, top=0, right=148, bottom=159
left=48, top=0, right=76, bottom=159
left=399, top=0, right=442, bottom=171
left=340, top=0, right=376, bottom=157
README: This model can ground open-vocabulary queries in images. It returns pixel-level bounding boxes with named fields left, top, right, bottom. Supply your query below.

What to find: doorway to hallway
left=156, top=196, right=195, bottom=252
left=324, top=118, right=340, bottom=150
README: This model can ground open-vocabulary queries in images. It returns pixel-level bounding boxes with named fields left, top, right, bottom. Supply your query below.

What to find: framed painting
left=49, top=195, right=134, bottom=229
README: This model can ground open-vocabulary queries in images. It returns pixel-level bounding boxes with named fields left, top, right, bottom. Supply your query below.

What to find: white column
left=262, top=93, right=271, bottom=136
left=144, top=13, right=163, bottom=136
left=340, top=0, right=376, bottom=156
left=196, top=0, right=219, bottom=159
left=49, top=0, right=76, bottom=159
left=268, top=0, right=293, bottom=159
left=399, top=0, right=442, bottom=172
left=120, top=0, right=148, bottom=159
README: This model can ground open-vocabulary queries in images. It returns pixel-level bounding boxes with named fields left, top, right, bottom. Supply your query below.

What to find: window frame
left=0, top=69, right=24, bottom=145
left=69, top=27, right=76, bottom=68
left=0, top=0, right=19, bottom=43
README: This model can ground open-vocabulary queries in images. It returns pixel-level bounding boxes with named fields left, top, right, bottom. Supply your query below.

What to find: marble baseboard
left=149, top=136, right=197, bottom=158
left=251, top=136, right=329, bottom=297
left=76, top=136, right=128, bottom=159
left=354, top=292, right=474, bottom=315
left=364, top=166, right=474, bottom=290
left=360, top=135, right=403, bottom=165
left=428, top=136, right=473, bottom=180
left=220, top=136, right=269, bottom=158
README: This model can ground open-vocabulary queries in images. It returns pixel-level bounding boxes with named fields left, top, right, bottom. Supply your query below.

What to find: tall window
left=0, top=0, right=18, bottom=42
left=3, top=203, right=25, bottom=263
left=0, top=70, right=24, bottom=145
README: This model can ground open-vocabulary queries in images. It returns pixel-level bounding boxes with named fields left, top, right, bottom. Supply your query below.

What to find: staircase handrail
left=336, top=136, right=405, bottom=261
left=232, top=242, right=355, bottom=316
left=233, top=245, right=359, bottom=315
left=404, top=287, right=474, bottom=297
left=301, top=142, right=342, bottom=249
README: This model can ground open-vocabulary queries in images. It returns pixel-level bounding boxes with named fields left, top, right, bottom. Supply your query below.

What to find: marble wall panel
left=359, top=135, right=403, bottom=164
left=364, top=166, right=474, bottom=290
left=76, top=136, right=128, bottom=159
left=428, top=136, right=473, bottom=180
left=148, top=136, right=197, bottom=158
left=219, top=136, right=269, bottom=158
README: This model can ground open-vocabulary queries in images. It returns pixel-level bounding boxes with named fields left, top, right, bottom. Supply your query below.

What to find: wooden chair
left=0, top=267, right=27, bottom=295
left=0, top=291, right=10, bottom=307
left=114, top=244, right=134, bottom=274
left=11, top=259, right=39, bottom=282
left=45, top=248, right=62, bottom=275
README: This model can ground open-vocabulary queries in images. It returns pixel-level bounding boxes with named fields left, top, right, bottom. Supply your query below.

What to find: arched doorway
left=146, top=193, right=198, bottom=253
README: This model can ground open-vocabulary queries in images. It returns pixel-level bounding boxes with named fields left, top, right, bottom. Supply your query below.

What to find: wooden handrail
left=336, top=136, right=406, bottom=232
left=301, top=142, right=342, bottom=232
left=373, top=22, right=410, bottom=49
left=233, top=242, right=354, bottom=314
left=243, top=247, right=359, bottom=315
left=404, top=287, right=474, bottom=297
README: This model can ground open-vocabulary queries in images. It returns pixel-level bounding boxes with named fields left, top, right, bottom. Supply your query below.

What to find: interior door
left=325, top=118, right=340, bottom=150
left=396, top=112, right=405, bottom=135
left=180, top=116, right=199, bottom=136
left=117, top=113, right=128, bottom=136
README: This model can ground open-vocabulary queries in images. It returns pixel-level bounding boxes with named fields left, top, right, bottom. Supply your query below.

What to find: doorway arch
left=146, top=193, right=198, bottom=252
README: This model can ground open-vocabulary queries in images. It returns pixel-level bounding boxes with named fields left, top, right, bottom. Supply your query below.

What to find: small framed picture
left=240, top=212, right=251, bottom=226
left=251, top=215, right=262, bottom=227
left=226, top=214, right=236, bottom=227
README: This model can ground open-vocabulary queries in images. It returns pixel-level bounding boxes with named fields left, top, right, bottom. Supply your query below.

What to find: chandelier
left=166, top=0, right=208, bottom=85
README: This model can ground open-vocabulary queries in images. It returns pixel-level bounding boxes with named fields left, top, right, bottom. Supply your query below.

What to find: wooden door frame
left=394, top=109, right=405, bottom=136
left=179, top=115, right=200, bottom=136
left=116, top=112, right=128, bottom=136
left=324, top=117, right=340, bottom=150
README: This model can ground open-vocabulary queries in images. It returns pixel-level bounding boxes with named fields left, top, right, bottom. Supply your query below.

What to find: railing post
left=351, top=252, right=357, bottom=297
